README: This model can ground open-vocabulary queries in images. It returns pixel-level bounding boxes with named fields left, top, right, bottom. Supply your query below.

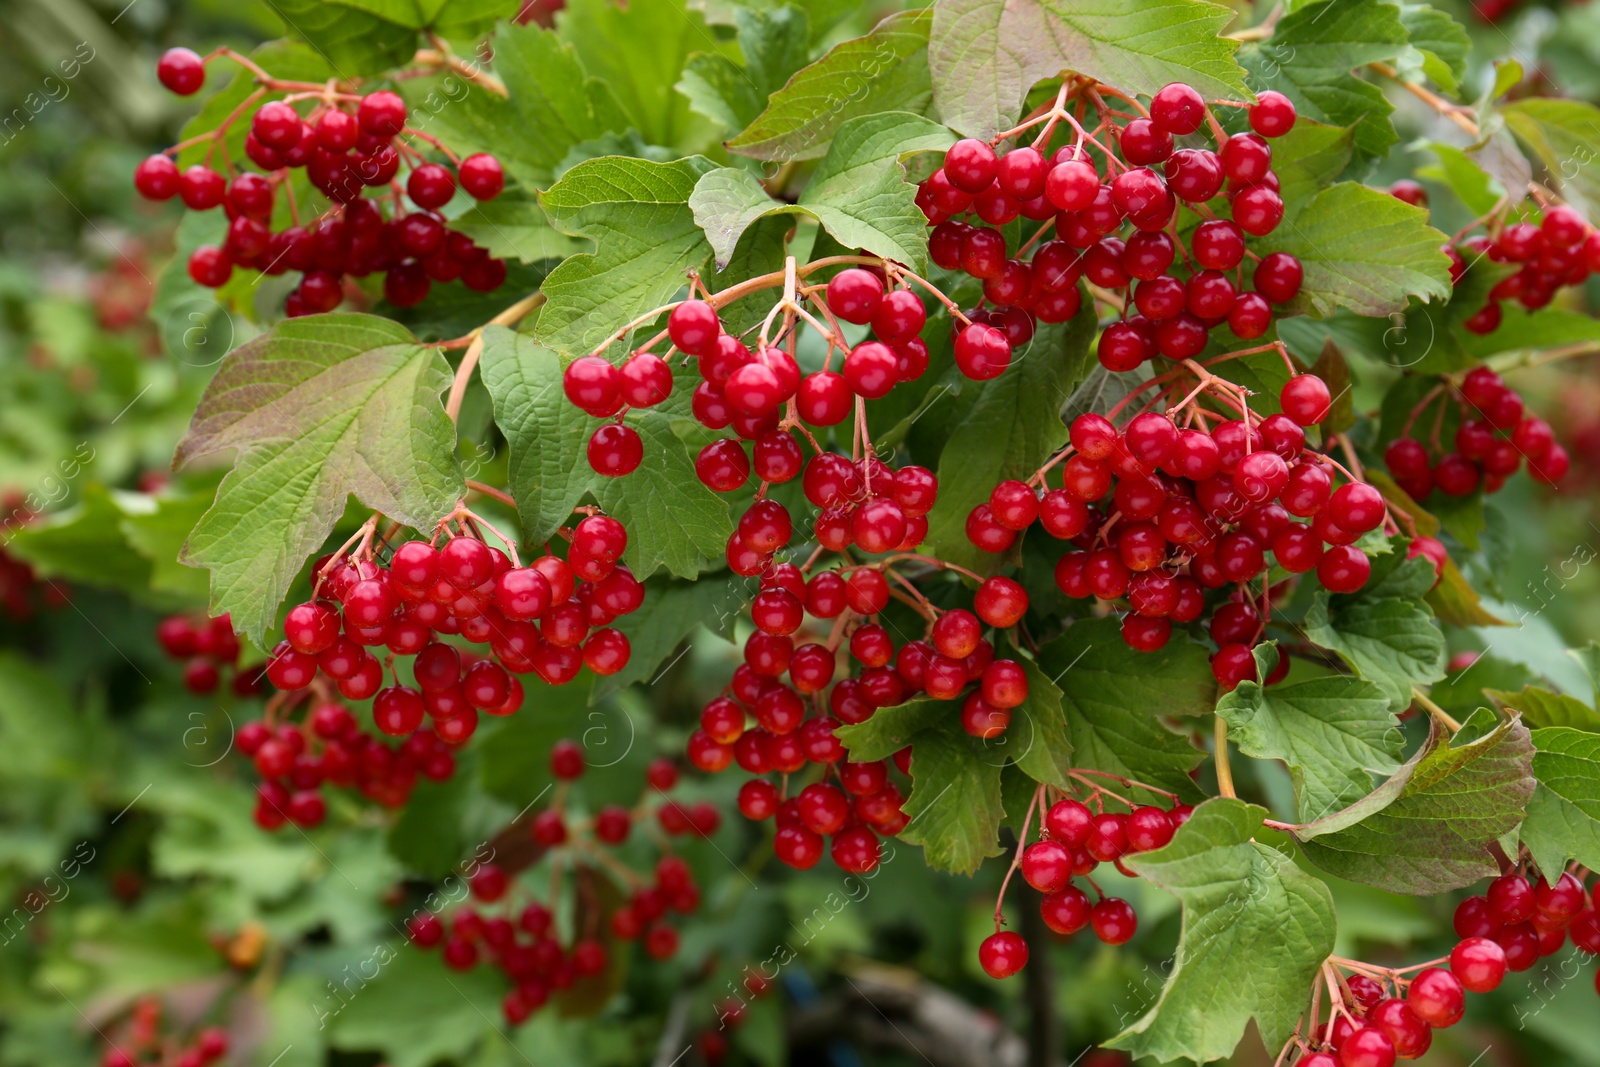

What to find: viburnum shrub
left=114, top=0, right=1600, bottom=1063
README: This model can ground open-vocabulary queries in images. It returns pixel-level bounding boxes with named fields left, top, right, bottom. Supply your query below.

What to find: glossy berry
left=1150, top=83, right=1206, bottom=135
left=1090, top=898, right=1137, bottom=945
left=459, top=153, right=505, bottom=200
left=1280, top=374, right=1331, bottom=427
left=945, top=139, right=999, bottom=194
left=1450, top=936, right=1507, bottom=992
left=1248, top=91, right=1297, bottom=137
left=157, top=48, right=206, bottom=95
left=978, top=930, right=1028, bottom=978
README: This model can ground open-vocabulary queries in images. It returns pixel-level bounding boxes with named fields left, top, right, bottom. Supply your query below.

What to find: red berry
left=1407, top=967, right=1464, bottom=1028
left=459, top=153, right=505, bottom=200
left=157, top=48, right=206, bottom=95
left=945, top=139, right=999, bottom=193
left=135, top=155, right=181, bottom=201
left=1090, top=897, right=1138, bottom=944
left=1248, top=91, right=1297, bottom=137
left=1280, top=374, right=1331, bottom=427
left=827, top=268, right=884, bottom=324
left=1151, top=82, right=1206, bottom=135
left=357, top=91, right=407, bottom=137
left=977, top=930, right=1028, bottom=977
left=1450, top=936, right=1507, bottom=992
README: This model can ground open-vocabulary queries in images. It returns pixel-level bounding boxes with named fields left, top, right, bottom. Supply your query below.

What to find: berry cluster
left=406, top=753, right=712, bottom=1026
left=238, top=701, right=457, bottom=829
left=689, top=563, right=1042, bottom=872
left=566, top=274, right=936, bottom=485
left=1442, top=199, right=1600, bottom=335
left=239, top=518, right=642, bottom=825
left=135, top=48, right=507, bottom=314
left=918, top=81, right=1305, bottom=370
left=1011, top=375, right=1393, bottom=679
left=1451, top=870, right=1599, bottom=978
left=979, top=787, right=1194, bottom=978
left=1383, top=366, right=1570, bottom=499
left=154, top=612, right=264, bottom=696
left=1274, top=869, right=1600, bottom=1066
left=97, top=997, right=228, bottom=1067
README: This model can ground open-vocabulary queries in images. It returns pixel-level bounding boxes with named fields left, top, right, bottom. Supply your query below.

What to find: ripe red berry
left=357, top=90, right=407, bottom=137
left=458, top=153, right=505, bottom=200
left=1280, top=374, right=1331, bottom=427
left=1450, top=936, right=1507, bottom=992
left=157, top=48, right=206, bottom=95
left=826, top=268, right=884, bottom=324
left=1150, top=82, right=1206, bottom=135
left=1248, top=90, right=1297, bottom=137
left=945, top=139, right=999, bottom=194
left=1407, top=967, right=1464, bottom=1028
left=588, top=424, right=643, bottom=476
left=1090, top=897, right=1138, bottom=944
left=953, top=323, right=1011, bottom=379
left=977, top=930, right=1028, bottom=978
left=135, top=155, right=181, bottom=201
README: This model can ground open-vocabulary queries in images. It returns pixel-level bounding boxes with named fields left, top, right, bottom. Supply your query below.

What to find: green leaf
left=593, top=400, right=736, bottom=579
left=1238, top=0, right=1407, bottom=160
left=446, top=191, right=588, bottom=264
left=1267, top=120, right=1357, bottom=223
left=897, top=724, right=1005, bottom=875
left=924, top=304, right=1097, bottom=573
left=479, top=326, right=734, bottom=578
left=1501, top=98, right=1600, bottom=217
left=1108, top=799, right=1337, bottom=1063
left=1572, top=642, right=1600, bottom=708
left=1485, top=686, right=1600, bottom=730
left=1217, top=669, right=1402, bottom=823
left=677, top=6, right=812, bottom=133
left=173, top=315, right=462, bottom=643
left=5, top=485, right=153, bottom=598
left=257, top=0, right=416, bottom=79
left=119, top=490, right=215, bottom=603
left=1398, top=2, right=1470, bottom=95
left=404, top=24, right=627, bottom=190
left=694, top=113, right=956, bottom=271
left=589, top=576, right=745, bottom=701
left=929, top=0, right=1249, bottom=141
left=478, top=678, right=596, bottom=807
left=478, top=327, right=594, bottom=544
left=1302, top=555, right=1447, bottom=710
left=1255, top=183, right=1454, bottom=318
left=1007, top=652, right=1075, bottom=788
left=556, top=0, right=714, bottom=148
left=726, top=10, right=934, bottom=161
left=1419, top=142, right=1505, bottom=216
left=330, top=945, right=506, bottom=1067
left=387, top=769, right=470, bottom=879
left=1034, top=617, right=1215, bottom=802
left=1294, top=714, right=1535, bottom=893
left=1466, top=304, right=1600, bottom=359
left=797, top=113, right=958, bottom=272
left=689, top=167, right=787, bottom=270
left=1520, top=726, right=1600, bottom=879
left=836, top=699, right=949, bottom=763
left=1427, top=557, right=1508, bottom=628
left=535, top=155, right=717, bottom=355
